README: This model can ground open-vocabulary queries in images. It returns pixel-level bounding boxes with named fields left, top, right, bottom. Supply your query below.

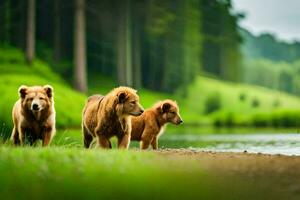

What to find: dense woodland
left=0, top=0, right=242, bottom=94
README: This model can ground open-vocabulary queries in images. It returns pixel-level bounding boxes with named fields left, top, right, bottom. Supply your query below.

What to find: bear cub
left=131, top=100, right=183, bottom=149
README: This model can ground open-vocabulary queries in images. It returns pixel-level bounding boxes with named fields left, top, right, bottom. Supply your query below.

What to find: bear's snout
left=32, top=102, right=40, bottom=111
left=175, top=117, right=183, bottom=125
left=139, top=109, right=144, bottom=114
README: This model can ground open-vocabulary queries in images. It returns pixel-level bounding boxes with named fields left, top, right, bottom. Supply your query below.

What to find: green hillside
left=1, top=46, right=300, bottom=132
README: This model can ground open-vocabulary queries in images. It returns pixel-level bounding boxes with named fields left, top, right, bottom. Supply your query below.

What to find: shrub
left=251, top=97, right=260, bottom=108
left=271, top=109, right=300, bottom=127
left=251, top=109, right=300, bottom=128
left=213, top=112, right=236, bottom=127
left=204, top=92, right=221, bottom=114
left=239, top=93, right=246, bottom=102
left=251, top=113, right=271, bottom=127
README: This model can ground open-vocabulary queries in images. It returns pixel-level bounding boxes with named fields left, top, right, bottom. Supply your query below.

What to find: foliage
left=212, top=109, right=300, bottom=128
left=204, top=92, right=222, bottom=114
left=240, top=28, right=300, bottom=63
left=239, top=93, right=246, bottom=102
left=0, top=0, right=243, bottom=94
left=251, top=97, right=260, bottom=108
left=242, top=58, right=300, bottom=95
left=201, top=0, right=243, bottom=81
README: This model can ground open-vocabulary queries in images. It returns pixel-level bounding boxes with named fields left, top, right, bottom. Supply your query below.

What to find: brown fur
left=82, top=86, right=144, bottom=149
left=11, top=85, right=56, bottom=146
left=131, top=100, right=183, bottom=149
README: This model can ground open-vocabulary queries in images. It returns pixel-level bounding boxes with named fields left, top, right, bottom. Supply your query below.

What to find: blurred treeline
left=0, top=0, right=242, bottom=94
left=241, top=28, right=300, bottom=96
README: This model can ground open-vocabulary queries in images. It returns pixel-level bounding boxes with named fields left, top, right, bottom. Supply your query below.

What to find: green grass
left=0, top=146, right=291, bottom=200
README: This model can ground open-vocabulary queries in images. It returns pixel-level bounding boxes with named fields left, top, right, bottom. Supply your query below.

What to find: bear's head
left=115, top=87, right=144, bottom=117
left=157, top=100, right=183, bottom=125
left=19, top=85, right=53, bottom=113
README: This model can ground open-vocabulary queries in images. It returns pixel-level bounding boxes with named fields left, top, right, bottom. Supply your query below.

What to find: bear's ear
left=18, top=85, right=28, bottom=99
left=161, top=102, right=171, bottom=113
left=118, top=91, right=127, bottom=103
left=43, top=85, right=53, bottom=98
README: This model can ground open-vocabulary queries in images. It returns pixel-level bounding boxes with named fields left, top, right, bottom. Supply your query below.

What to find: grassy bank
left=0, top=147, right=298, bottom=200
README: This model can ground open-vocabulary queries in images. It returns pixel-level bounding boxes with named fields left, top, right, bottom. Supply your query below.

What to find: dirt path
left=157, top=148, right=300, bottom=174
left=156, top=149, right=300, bottom=199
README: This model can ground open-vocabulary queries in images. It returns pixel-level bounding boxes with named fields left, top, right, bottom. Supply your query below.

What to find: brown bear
left=82, top=86, right=144, bottom=149
left=11, top=85, right=56, bottom=146
left=131, top=100, right=183, bottom=150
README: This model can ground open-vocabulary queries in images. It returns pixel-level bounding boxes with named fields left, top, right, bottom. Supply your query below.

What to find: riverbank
left=159, top=149, right=300, bottom=199
left=0, top=147, right=299, bottom=199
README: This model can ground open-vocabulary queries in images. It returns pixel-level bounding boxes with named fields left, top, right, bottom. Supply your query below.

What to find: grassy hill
left=182, top=76, right=300, bottom=126
left=1, top=46, right=300, bottom=134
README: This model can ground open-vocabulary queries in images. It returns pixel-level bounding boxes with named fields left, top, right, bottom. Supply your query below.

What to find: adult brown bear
left=11, top=85, right=56, bottom=146
left=82, top=86, right=144, bottom=149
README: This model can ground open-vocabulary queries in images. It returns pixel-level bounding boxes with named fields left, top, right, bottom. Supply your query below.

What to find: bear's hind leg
left=83, top=126, right=93, bottom=148
left=97, top=135, right=112, bottom=149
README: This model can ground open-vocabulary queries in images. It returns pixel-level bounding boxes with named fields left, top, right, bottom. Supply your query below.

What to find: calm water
left=53, top=126, right=300, bottom=156
left=159, top=126, right=300, bottom=156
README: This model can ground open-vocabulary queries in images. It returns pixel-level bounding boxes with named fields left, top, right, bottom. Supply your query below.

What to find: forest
left=0, top=0, right=242, bottom=94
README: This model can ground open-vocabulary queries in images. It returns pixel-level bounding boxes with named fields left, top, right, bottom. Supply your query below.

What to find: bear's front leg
left=19, top=126, right=28, bottom=146
left=11, top=127, right=20, bottom=145
left=140, top=132, right=153, bottom=150
left=42, top=126, right=54, bottom=146
left=118, top=134, right=131, bottom=149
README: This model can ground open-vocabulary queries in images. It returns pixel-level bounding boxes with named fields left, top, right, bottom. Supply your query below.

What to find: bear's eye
left=29, top=98, right=34, bottom=101
left=130, top=101, right=136, bottom=105
left=39, top=97, right=45, bottom=100
left=170, top=111, right=176, bottom=114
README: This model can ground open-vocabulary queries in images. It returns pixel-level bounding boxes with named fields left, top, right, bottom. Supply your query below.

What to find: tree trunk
left=74, top=0, right=87, bottom=93
left=25, top=0, right=35, bottom=65
left=132, top=2, right=142, bottom=89
left=117, top=0, right=132, bottom=86
left=117, top=10, right=126, bottom=85
left=4, top=0, right=11, bottom=45
left=53, top=0, right=61, bottom=62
